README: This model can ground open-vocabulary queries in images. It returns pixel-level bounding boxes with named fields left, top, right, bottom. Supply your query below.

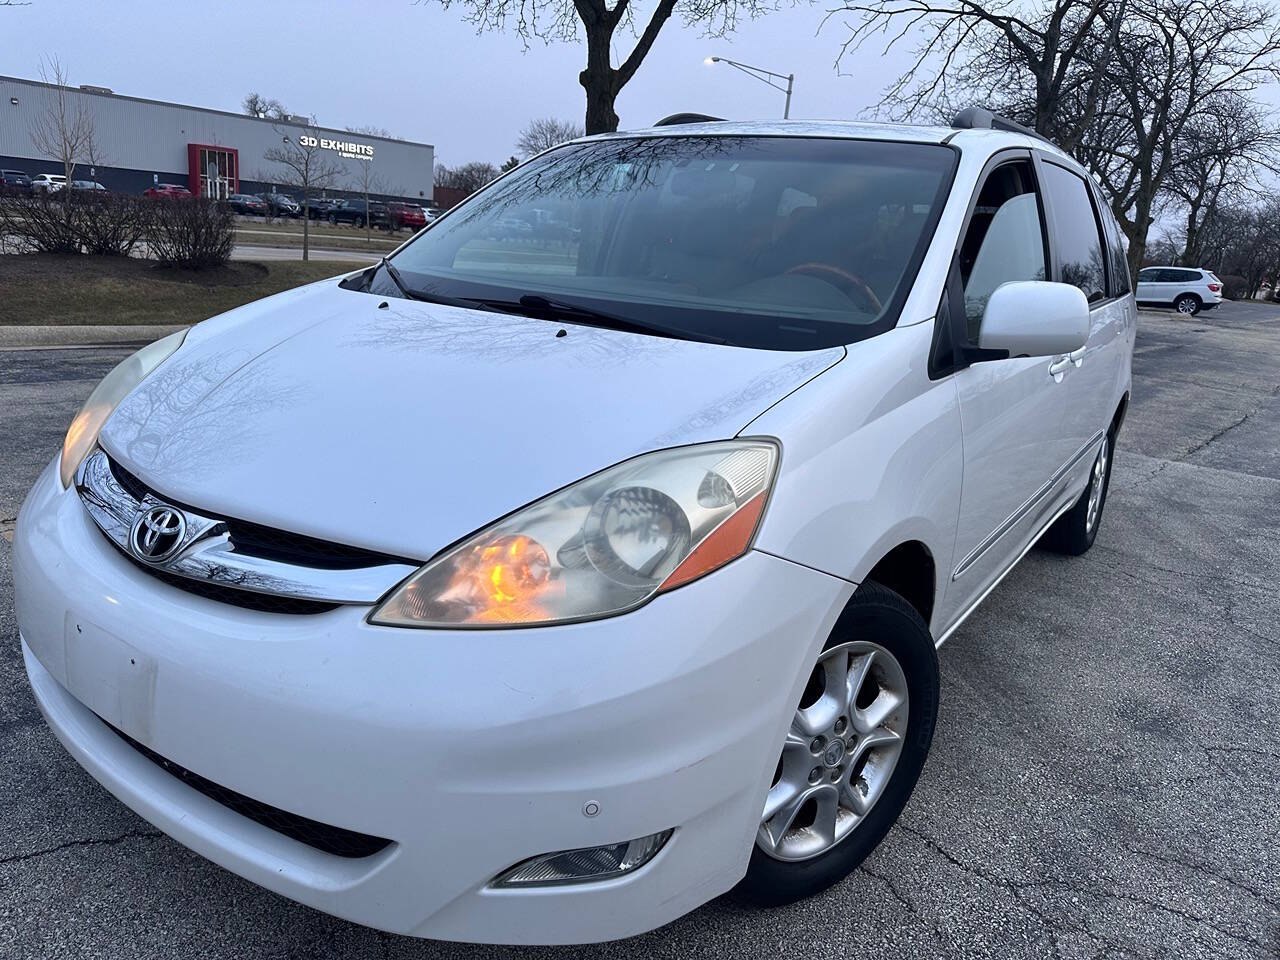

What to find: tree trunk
left=580, top=25, right=620, bottom=135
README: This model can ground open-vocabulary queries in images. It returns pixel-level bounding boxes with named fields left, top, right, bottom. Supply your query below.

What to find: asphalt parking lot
left=1, top=301, right=1277, bottom=959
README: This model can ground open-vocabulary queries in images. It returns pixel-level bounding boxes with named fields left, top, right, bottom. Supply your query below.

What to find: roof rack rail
left=653, top=112, right=724, bottom=127
left=951, top=107, right=1055, bottom=146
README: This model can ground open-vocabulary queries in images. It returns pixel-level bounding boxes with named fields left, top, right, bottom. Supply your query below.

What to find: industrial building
left=0, top=74, right=434, bottom=203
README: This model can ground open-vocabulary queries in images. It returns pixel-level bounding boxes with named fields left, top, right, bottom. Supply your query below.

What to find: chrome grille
left=77, top=448, right=419, bottom=609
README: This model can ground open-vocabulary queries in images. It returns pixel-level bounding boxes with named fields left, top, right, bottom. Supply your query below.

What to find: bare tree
left=834, top=0, right=1118, bottom=152
left=435, top=161, right=501, bottom=196
left=1073, top=0, right=1280, bottom=272
left=242, top=92, right=290, bottom=120
left=516, top=117, right=584, bottom=157
left=836, top=0, right=1280, bottom=273
left=348, top=158, right=389, bottom=244
left=30, top=57, right=95, bottom=200
left=262, top=122, right=345, bottom=260
left=1160, top=94, right=1280, bottom=267
left=345, top=124, right=395, bottom=138
left=425, top=0, right=772, bottom=133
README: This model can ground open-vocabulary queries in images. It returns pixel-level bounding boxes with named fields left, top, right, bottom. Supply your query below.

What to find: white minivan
left=15, top=110, right=1134, bottom=944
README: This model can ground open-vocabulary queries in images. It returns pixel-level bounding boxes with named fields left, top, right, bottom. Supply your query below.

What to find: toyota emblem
left=129, top=504, right=186, bottom=563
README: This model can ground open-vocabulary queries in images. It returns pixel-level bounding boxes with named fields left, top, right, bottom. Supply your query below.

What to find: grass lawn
left=234, top=219, right=404, bottom=252
left=0, top=254, right=368, bottom=325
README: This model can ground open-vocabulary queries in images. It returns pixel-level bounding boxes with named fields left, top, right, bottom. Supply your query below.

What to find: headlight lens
left=59, top=328, right=188, bottom=488
left=369, top=440, right=778, bottom=628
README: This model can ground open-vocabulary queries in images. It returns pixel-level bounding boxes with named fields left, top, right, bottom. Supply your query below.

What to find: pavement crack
left=858, top=861, right=949, bottom=948
left=896, top=824, right=1265, bottom=953
left=0, top=828, right=164, bottom=867
left=1180, top=411, right=1251, bottom=460
left=1082, top=826, right=1280, bottom=909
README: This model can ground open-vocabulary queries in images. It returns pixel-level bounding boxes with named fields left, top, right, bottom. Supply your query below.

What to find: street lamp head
left=706, top=56, right=720, bottom=64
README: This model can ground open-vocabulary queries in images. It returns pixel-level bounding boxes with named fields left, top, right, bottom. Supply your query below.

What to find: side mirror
left=978, top=281, right=1089, bottom=357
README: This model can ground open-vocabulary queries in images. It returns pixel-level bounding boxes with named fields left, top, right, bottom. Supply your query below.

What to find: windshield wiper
left=373, top=258, right=504, bottom=313
left=513, top=294, right=729, bottom=346
left=375, top=257, right=423, bottom=302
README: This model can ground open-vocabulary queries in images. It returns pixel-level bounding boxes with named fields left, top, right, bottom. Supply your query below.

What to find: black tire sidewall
left=736, top=584, right=939, bottom=906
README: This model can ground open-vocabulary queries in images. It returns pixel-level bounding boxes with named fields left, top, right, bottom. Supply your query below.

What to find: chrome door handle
left=1048, top=357, right=1071, bottom=381
left=1069, top=346, right=1086, bottom=367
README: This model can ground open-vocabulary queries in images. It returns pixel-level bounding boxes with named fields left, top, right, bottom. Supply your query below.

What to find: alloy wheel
left=1086, top=435, right=1110, bottom=533
left=758, top=640, right=909, bottom=862
left=1176, top=297, right=1197, bottom=315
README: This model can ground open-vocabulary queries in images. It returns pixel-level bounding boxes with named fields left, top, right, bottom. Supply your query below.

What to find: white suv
left=1136, top=265, right=1223, bottom=315
left=15, top=112, right=1133, bottom=944
left=29, top=173, right=67, bottom=194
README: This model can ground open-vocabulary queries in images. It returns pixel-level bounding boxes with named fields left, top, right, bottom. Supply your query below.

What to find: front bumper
left=14, top=458, right=853, bottom=944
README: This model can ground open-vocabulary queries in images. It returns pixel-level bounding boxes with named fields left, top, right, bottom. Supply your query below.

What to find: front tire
left=1175, top=294, right=1201, bottom=316
left=1041, top=431, right=1113, bottom=555
left=737, top=582, right=939, bottom=906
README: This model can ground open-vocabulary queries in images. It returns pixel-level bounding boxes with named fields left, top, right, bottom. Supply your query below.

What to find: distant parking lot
left=1, top=300, right=1278, bottom=959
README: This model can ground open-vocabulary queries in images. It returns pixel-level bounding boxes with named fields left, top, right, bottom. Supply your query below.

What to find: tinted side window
left=1041, top=161, right=1106, bottom=303
left=1098, top=201, right=1131, bottom=295
left=958, top=161, right=1047, bottom=339
left=1138, top=268, right=1159, bottom=282
left=1172, top=269, right=1202, bottom=283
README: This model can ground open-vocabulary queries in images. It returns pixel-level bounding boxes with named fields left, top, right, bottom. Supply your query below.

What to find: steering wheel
left=785, top=263, right=884, bottom=314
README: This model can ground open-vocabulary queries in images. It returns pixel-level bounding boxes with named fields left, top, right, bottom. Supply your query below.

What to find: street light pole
left=707, top=56, right=795, bottom=119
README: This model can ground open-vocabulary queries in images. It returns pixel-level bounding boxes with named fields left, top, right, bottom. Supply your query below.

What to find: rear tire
left=1175, top=294, right=1201, bottom=316
left=736, top=582, right=939, bottom=907
left=1041, top=431, right=1113, bottom=556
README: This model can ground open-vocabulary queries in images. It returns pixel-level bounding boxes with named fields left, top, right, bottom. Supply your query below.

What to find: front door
left=941, top=156, right=1077, bottom=627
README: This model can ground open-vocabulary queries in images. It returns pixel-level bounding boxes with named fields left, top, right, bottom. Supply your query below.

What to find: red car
left=385, top=201, right=427, bottom=232
left=144, top=183, right=194, bottom=199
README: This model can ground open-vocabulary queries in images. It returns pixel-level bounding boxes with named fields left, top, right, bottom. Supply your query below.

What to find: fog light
left=492, top=830, right=673, bottom=887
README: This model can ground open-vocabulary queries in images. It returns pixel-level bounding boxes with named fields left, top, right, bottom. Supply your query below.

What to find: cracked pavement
left=2, top=302, right=1278, bottom=959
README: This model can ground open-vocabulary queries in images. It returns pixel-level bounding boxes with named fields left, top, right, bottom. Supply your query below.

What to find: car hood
left=101, top=282, right=843, bottom=560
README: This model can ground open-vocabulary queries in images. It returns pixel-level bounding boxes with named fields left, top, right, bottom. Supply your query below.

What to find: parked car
left=1135, top=265, right=1222, bottom=315
left=327, top=198, right=388, bottom=228
left=0, top=169, right=33, bottom=195
left=143, top=183, right=193, bottom=199
left=15, top=112, right=1133, bottom=946
left=258, top=193, right=300, bottom=218
left=226, top=193, right=264, bottom=215
left=307, top=198, right=342, bottom=220
left=30, top=173, right=67, bottom=194
left=226, top=194, right=268, bottom=216
left=69, top=180, right=108, bottom=194
left=423, top=206, right=443, bottom=221
left=385, top=201, right=426, bottom=232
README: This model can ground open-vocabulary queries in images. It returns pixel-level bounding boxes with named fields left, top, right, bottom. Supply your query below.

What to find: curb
left=0, top=324, right=185, bottom=350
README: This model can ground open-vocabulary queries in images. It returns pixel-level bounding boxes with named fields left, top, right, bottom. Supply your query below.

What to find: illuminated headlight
left=369, top=440, right=778, bottom=628
left=59, top=329, right=188, bottom=488
left=492, top=830, right=673, bottom=887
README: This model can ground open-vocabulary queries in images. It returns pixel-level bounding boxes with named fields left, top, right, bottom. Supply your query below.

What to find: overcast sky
left=0, top=0, right=921, bottom=163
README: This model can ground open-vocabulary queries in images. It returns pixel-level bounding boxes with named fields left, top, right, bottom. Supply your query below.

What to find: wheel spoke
left=848, top=650, right=876, bottom=705
left=840, top=774, right=872, bottom=815
left=848, top=726, right=902, bottom=766
left=856, top=689, right=904, bottom=734
left=821, top=648, right=851, bottom=708
left=761, top=784, right=814, bottom=848
left=762, top=778, right=802, bottom=823
left=811, top=786, right=840, bottom=847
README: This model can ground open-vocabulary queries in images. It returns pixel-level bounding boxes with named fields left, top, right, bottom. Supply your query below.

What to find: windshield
left=381, top=136, right=956, bottom=350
